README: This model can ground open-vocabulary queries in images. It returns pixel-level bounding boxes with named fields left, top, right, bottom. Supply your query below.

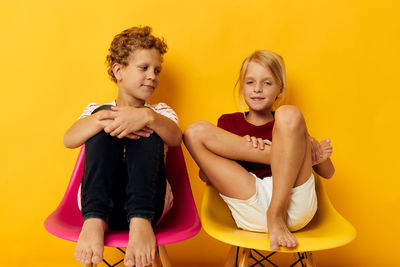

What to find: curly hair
left=106, top=26, right=168, bottom=83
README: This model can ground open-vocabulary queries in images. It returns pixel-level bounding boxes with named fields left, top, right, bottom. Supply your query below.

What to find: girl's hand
left=244, top=135, right=272, bottom=151
left=97, top=106, right=151, bottom=139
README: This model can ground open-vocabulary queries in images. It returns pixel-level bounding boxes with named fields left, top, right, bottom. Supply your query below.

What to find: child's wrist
left=143, top=108, right=156, bottom=127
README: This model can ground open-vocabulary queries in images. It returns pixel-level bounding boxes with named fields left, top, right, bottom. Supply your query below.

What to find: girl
left=64, top=26, right=181, bottom=267
left=184, top=50, right=334, bottom=251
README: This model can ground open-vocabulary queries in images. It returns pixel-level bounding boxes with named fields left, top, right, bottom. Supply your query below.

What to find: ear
left=277, top=87, right=284, bottom=99
left=112, top=63, right=123, bottom=81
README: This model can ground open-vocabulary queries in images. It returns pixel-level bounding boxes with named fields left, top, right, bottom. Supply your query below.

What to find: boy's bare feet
left=75, top=218, right=106, bottom=264
left=267, top=210, right=297, bottom=251
left=124, top=217, right=156, bottom=267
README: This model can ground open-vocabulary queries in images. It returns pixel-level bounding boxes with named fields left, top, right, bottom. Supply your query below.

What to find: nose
left=146, top=70, right=156, bottom=80
left=253, top=84, right=262, bottom=93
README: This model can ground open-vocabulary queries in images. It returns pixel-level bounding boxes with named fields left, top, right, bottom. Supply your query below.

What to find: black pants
left=80, top=105, right=166, bottom=230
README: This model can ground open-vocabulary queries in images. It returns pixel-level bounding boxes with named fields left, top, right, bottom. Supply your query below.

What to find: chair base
left=226, top=246, right=316, bottom=267
left=81, top=245, right=170, bottom=267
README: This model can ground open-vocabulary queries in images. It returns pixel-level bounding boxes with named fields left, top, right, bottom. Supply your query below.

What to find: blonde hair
left=234, top=50, right=287, bottom=113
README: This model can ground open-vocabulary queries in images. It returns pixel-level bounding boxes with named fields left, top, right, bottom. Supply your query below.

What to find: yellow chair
left=201, top=176, right=356, bottom=266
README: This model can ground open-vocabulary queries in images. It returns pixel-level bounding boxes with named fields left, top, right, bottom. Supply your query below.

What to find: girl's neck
left=245, top=110, right=274, bottom=126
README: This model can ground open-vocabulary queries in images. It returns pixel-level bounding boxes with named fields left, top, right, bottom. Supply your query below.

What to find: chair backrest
left=45, top=145, right=201, bottom=247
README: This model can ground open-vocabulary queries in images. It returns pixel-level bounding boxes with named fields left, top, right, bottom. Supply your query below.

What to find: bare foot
left=310, top=138, right=333, bottom=165
left=75, top=218, right=106, bottom=264
left=319, top=139, right=333, bottom=162
left=267, top=211, right=297, bottom=251
left=124, top=217, right=156, bottom=267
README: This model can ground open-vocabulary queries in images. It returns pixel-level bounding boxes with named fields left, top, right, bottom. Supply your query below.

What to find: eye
left=155, top=68, right=161, bottom=74
left=264, top=81, right=272, bottom=86
left=246, top=80, right=253, bottom=85
left=139, top=66, right=148, bottom=71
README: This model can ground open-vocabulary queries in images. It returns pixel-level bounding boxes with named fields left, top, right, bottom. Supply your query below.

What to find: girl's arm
left=64, top=111, right=110, bottom=149
left=313, top=159, right=335, bottom=179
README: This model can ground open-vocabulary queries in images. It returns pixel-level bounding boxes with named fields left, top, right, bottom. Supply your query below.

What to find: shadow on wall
left=150, top=64, right=181, bottom=110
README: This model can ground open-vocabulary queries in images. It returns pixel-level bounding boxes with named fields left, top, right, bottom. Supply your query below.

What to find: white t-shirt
left=77, top=101, right=177, bottom=217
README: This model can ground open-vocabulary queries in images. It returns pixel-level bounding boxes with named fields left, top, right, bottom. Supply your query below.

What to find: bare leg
left=267, top=105, right=313, bottom=250
left=75, top=218, right=107, bottom=264
left=186, top=121, right=271, bottom=164
left=184, top=121, right=265, bottom=199
left=124, top=218, right=156, bottom=267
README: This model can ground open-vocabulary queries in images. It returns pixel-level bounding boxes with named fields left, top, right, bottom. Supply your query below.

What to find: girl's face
left=242, top=61, right=282, bottom=113
left=115, top=48, right=162, bottom=105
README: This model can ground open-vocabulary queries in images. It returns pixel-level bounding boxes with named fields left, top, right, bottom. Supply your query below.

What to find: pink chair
left=45, top=145, right=201, bottom=266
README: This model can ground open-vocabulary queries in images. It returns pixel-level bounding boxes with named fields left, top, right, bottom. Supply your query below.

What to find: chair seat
left=45, top=145, right=201, bottom=248
left=201, top=177, right=356, bottom=253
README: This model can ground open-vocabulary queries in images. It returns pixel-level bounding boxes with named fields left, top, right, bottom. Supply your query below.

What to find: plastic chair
left=201, top=176, right=356, bottom=267
left=45, top=145, right=201, bottom=267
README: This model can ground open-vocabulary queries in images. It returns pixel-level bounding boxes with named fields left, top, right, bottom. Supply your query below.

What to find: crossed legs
left=184, top=105, right=312, bottom=250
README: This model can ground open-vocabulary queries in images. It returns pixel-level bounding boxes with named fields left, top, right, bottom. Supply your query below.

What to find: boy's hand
left=243, top=135, right=271, bottom=151
left=97, top=106, right=154, bottom=139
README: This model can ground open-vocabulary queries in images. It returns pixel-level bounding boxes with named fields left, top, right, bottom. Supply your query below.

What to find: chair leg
left=238, top=248, right=250, bottom=267
left=304, top=252, right=316, bottom=267
left=152, top=247, right=162, bottom=267
left=159, top=245, right=172, bottom=267
left=224, top=246, right=239, bottom=267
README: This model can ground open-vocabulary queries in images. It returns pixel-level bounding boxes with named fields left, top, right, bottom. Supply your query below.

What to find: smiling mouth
left=250, top=97, right=265, bottom=101
left=142, top=84, right=155, bottom=89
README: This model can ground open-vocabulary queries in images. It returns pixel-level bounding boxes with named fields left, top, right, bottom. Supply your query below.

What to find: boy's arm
left=64, top=111, right=111, bottom=149
left=98, top=106, right=182, bottom=147
left=145, top=109, right=182, bottom=146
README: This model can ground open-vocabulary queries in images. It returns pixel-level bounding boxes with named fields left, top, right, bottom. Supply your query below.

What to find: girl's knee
left=184, top=120, right=213, bottom=143
left=274, top=105, right=306, bottom=132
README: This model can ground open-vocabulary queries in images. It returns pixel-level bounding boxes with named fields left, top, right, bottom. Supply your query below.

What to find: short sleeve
left=150, top=103, right=179, bottom=125
left=78, top=103, right=100, bottom=120
left=217, top=114, right=229, bottom=131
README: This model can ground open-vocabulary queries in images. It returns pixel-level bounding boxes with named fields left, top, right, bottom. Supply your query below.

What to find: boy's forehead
left=129, top=48, right=162, bottom=63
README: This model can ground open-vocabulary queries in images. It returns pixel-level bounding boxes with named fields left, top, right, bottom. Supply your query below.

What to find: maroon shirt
left=217, top=112, right=274, bottom=179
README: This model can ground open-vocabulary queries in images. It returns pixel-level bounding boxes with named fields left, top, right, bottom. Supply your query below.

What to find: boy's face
left=116, top=48, right=162, bottom=104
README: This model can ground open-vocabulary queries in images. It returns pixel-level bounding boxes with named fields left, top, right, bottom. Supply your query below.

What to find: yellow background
left=1, top=0, right=399, bottom=266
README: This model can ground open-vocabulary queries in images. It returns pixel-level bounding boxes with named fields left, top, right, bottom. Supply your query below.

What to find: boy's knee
left=86, top=130, right=112, bottom=146
left=91, top=104, right=113, bottom=114
left=274, top=105, right=305, bottom=132
left=184, top=120, right=212, bottom=143
left=135, top=132, right=163, bottom=148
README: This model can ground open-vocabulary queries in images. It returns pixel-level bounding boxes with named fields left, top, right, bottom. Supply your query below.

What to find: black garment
left=80, top=105, right=166, bottom=230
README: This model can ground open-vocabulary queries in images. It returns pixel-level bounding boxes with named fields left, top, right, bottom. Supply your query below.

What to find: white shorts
left=220, top=173, right=317, bottom=232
